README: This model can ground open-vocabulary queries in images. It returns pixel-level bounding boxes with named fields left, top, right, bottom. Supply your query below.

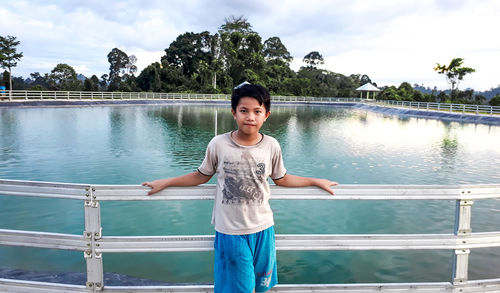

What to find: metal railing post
left=452, top=197, right=473, bottom=284
left=84, top=186, right=104, bottom=291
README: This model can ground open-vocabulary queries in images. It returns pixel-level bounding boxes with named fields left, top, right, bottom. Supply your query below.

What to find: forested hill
left=3, top=17, right=372, bottom=98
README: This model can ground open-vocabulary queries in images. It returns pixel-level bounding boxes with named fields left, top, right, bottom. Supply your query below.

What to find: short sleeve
left=198, top=138, right=218, bottom=176
left=270, top=140, right=287, bottom=180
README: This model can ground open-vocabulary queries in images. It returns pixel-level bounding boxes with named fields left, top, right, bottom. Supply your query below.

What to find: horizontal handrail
left=0, top=229, right=87, bottom=251
left=1, top=179, right=499, bottom=201
left=1, top=278, right=500, bottom=292
left=3, top=229, right=499, bottom=253
left=1, top=179, right=500, bottom=292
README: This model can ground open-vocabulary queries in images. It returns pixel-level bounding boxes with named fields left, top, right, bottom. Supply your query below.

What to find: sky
left=1, top=0, right=499, bottom=91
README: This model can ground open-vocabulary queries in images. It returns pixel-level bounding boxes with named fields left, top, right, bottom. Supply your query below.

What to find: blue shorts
left=214, top=226, right=278, bottom=293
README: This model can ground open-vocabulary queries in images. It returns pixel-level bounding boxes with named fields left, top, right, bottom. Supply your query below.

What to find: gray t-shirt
left=198, top=132, right=287, bottom=235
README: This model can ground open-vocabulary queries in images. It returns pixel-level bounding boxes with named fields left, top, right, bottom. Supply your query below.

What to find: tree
left=46, top=63, right=81, bottom=91
left=100, top=74, right=108, bottom=91
left=489, top=94, right=500, bottom=106
left=434, top=58, right=475, bottom=92
left=360, top=74, right=371, bottom=86
left=378, top=86, right=400, bottom=100
left=218, top=18, right=265, bottom=85
left=474, top=95, right=486, bottom=105
left=219, top=15, right=254, bottom=34
left=303, top=51, right=324, bottom=69
left=161, top=32, right=213, bottom=77
left=136, top=63, right=162, bottom=92
left=0, top=35, right=24, bottom=96
left=107, top=48, right=129, bottom=91
left=84, top=75, right=100, bottom=91
left=397, top=82, right=414, bottom=101
left=263, top=37, right=292, bottom=65
left=30, top=72, right=48, bottom=89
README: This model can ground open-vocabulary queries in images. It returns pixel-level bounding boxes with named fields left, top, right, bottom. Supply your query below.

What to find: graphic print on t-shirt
left=222, top=150, right=266, bottom=205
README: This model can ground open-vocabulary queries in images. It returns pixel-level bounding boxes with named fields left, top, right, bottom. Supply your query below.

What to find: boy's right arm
left=142, top=171, right=212, bottom=195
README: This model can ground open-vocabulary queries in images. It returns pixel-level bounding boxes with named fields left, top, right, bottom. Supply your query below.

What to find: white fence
left=2, top=90, right=499, bottom=115
left=0, top=90, right=361, bottom=103
left=374, top=100, right=500, bottom=115
left=1, top=179, right=500, bottom=292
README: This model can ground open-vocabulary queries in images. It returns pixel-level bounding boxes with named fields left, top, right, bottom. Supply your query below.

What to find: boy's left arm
left=273, top=174, right=338, bottom=195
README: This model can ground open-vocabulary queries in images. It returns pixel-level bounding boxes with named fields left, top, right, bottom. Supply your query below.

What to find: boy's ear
left=265, top=111, right=271, bottom=120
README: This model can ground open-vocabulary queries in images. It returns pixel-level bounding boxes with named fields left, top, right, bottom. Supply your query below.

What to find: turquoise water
left=1, top=103, right=500, bottom=284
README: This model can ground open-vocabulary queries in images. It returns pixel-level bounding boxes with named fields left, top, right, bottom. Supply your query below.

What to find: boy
left=142, top=83, right=337, bottom=292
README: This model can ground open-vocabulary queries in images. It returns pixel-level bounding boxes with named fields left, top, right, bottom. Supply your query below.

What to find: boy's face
left=231, top=96, right=270, bottom=136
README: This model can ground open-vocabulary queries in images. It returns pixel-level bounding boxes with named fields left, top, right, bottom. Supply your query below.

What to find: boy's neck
left=232, top=130, right=263, bottom=146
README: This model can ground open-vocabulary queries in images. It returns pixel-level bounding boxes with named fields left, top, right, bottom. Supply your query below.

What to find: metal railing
left=0, top=90, right=230, bottom=101
left=2, top=89, right=498, bottom=116
left=374, top=100, right=500, bottom=115
left=1, top=179, right=500, bottom=292
left=0, top=90, right=361, bottom=103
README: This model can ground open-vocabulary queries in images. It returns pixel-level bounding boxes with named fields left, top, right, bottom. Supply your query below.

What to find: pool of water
left=1, top=103, right=499, bottom=285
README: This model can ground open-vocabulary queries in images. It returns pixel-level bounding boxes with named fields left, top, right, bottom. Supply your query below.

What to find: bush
left=489, top=94, right=500, bottom=106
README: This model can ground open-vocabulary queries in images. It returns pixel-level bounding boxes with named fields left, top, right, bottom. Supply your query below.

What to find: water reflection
left=1, top=104, right=499, bottom=284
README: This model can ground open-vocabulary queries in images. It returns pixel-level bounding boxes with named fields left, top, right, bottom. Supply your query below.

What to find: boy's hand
left=315, top=179, right=338, bottom=195
left=142, top=180, right=165, bottom=196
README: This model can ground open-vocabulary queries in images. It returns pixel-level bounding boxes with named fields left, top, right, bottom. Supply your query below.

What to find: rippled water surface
left=1, top=103, right=499, bottom=284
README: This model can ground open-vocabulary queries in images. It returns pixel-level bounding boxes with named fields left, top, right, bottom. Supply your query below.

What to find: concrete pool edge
left=1, top=99, right=499, bottom=126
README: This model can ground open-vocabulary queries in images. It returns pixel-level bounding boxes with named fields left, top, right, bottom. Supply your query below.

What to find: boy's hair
left=231, top=83, right=271, bottom=113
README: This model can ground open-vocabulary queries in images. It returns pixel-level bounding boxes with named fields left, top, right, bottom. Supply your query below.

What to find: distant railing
left=0, top=90, right=361, bottom=103
left=1, top=179, right=500, bottom=292
left=1, top=89, right=499, bottom=115
left=374, top=99, right=500, bottom=115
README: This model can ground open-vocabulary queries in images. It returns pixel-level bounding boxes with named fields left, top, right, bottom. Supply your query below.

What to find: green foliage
left=489, top=94, right=500, bottom=106
left=0, top=35, right=23, bottom=68
left=161, top=32, right=213, bottom=77
left=30, top=84, right=45, bottom=91
left=84, top=75, right=100, bottom=91
left=30, top=72, right=48, bottom=89
left=263, top=37, right=292, bottom=65
left=436, top=91, right=448, bottom=103
left=218, top=16, right=254, bottom=34
left=107, top=48, right=129, bottom=91
left=452, top=89, right=475, bottom=104
left=397, top=82, right=414, bottom=101
left=303, top=51, right=324, bottom=69
left=360, top=74, right=371, bottom=86
left=474, top=95, right=486, bottom=105
left=136, top=63, right=162, bottom=92
left=434, top=58, right=475, bottom=91
left=0, top=35, right=23, bottom=90
left=378, top=86, right=400, bottom=100
left=46, top=63, right=81, bottom=91
left=2, top=70, right=9, bottom=89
